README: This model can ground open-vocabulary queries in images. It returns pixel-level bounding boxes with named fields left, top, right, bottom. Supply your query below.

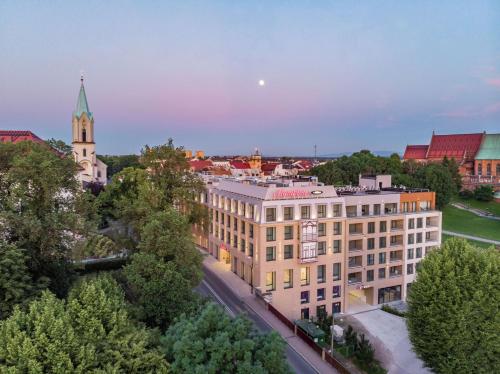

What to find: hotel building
left=194, top=175, right=441, bottom=321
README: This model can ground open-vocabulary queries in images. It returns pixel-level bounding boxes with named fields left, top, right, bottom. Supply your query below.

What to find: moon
left=258, top=79, right=265, bottom=86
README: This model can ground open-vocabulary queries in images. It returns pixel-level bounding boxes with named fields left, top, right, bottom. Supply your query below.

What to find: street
left=196, top=266, right=319, bottom=374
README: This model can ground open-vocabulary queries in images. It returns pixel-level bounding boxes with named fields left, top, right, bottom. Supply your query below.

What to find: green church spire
left=74, top=75, right=92, bottom=119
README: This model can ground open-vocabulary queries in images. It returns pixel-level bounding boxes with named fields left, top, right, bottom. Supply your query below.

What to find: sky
left=1, top=1, right=499, bottom=156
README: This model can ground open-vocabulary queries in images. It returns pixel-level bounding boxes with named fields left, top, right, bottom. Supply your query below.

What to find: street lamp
left=330, top=314, right=335, bottom=354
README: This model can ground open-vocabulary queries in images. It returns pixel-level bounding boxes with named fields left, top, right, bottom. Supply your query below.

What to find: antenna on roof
left=80, top=70, right=85, bottom=84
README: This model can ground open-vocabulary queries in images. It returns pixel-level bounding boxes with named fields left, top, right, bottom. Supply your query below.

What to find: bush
left=381, top=304, right=406, bottom=317
left=458, top=189, right=473, bottom=199
left=474, top=185, right=494, bottom=202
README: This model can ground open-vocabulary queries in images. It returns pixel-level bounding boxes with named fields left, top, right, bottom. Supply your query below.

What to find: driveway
left=344, top=309, right=431, bottom=374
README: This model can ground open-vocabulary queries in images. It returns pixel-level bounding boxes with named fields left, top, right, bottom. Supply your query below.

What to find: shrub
left=474, top=185, right=494, bottom=202
left=458, top=189, right=473, bottom=199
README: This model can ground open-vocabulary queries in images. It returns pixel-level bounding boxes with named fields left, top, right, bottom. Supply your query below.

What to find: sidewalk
left=442, top=230, right=500, bottom=245
left=202, top=253, right=338, bottom=374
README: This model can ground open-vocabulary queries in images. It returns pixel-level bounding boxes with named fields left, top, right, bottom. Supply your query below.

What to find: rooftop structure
left=0, top=130, right=45, bottom=145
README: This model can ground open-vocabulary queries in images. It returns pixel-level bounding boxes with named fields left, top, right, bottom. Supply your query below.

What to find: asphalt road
left=196, top=266, right=319, bottom=374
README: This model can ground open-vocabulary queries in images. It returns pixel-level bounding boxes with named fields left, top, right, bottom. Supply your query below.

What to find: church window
left=83, top=148, right=87, bottom=157
left=82, top=128, right=87, bottom=142
left=97, top=171, right=101, bottom=178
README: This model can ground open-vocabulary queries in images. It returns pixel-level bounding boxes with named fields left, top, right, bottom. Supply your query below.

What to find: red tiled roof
left=293, top=160, right=313, bottom=170
left=189, top=160, right=213, bottom=172
left=230, top=160, right=251, bottom=169
left=403, top=145, right=428, bottom=160
left=427, top=133, right=484, bottom=160
left=261, top=162, right=279, bottom=172
left=0, top=130, right=45, bottom=145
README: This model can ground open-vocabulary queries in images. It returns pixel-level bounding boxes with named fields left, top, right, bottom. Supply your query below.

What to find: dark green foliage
left=45, top=138, right=73, bottom=156
left=474, top=184, right=494, bottom=202
left=79, top=234, right=118, bottom=258
left=406, top=238, right=500, bottom=373
left=344, top=325, right=358, bottom=355
left=161, top=303, right=291, bottom=374
left=124, top=252, right=200, bottom=331
left=458, top=189, right=474, bottom=199
left=0, top=275, right=169, bottom=372
left=355, top=334, right=375, bottom=367
left=381, top=304, right=405, bottom=317
left=418, top=163, right=456, bottom=209
left=97, top=154, right=142, bottom=178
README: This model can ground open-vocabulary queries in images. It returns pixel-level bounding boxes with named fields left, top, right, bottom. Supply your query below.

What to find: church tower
left=72, top=76, right=107, bottom=185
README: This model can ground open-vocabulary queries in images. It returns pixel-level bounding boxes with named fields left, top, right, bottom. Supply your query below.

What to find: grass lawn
left=452, top=196, right=500, bottom=217
left=441, top=234, right=496, bottom=249
left=442, top=205, right=500, bottom=242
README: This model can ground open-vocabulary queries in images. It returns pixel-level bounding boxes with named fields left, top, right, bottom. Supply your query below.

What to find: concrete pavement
left=197, top=251, right=338, bottom=374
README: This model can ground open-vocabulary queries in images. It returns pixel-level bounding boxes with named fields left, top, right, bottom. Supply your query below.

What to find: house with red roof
left=229, top=160, right=259, bottom=177
left=189, top=159, right=214, bottom=173
left=0, top=130, right=46, bottom=145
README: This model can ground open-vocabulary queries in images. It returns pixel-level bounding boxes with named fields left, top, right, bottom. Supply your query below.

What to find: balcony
left=389, top=265, right=403, bottom=278
left=348, top=239, right=363, bottom=252
left=389, top=250, right=403, bottom=263
left=425, top=232, right=439, bottom=243
left=349, top=223, right=363, bottom=236
left=348, top=272, right=362, bottom=285
left=390, top=219, right=404, bottom=232
left=348, top=255, right=363, bottom=269
left=426, top=217, right=440, bottom=228
left=299, top=244, right=318, bottom=264
left=346, top=206, right=357, bottom=218
left=389, top=235, right=403, bottom=247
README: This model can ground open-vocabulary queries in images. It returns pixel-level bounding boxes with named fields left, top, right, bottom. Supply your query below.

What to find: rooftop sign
left=272, top=189, right=316, bottom=200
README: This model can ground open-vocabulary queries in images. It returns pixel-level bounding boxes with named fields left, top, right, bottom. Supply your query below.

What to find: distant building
left=0, top=130, right=45, bottom=145
left=248, top=148, right=262, bottom=170
left=184, top=150, right=193, bottom=159
left=195, top=150, right=205, bottom=159
left=71, top=77, right=107, bottom=185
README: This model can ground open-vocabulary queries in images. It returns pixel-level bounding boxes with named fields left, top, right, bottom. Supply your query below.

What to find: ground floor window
left=378, top=285, right=401, bottom=304
left=316, top=305, right=326, bottom=317
left=332, top=302, right=341, bottom=314
left=301, top=308, right=309, bottom=320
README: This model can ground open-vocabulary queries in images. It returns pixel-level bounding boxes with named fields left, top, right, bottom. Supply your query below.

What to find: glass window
left=301, top=308, right=309, bottom=319
left=284, top=225, right=294, bottom=240
left=361, top=204, right=369, bottom=216
left=333, top=239, right=342, bottom=253
left=240, top=239, right=245, bottom=252
left=317, top=204, right=327, bottom=218
left=379, top=252, right=386, bottom=264
left=332, top=263, right=341, bottom=281
left=407, top=263, right=414, bottom=275
left=366, top=238, right=374, bottom=250
left=407, top=248, right=414, bottom=259
left=241, top=221, right=245, bottom=234
left=332, top=302, right=341, bottom=314
left=284, top=269, right=293, bottom=289
left=378, top=268, right=386, bottom=279
left=346, top=205, right=357, bottom=217
left=318, top=222, right=326, bottom=237
left=266, top=227, right=276, bottom=241
left=284, top=244, right=293, bottom=259
left=417, top=218, right=423, bottom=228
left=300, top=290, right=310, bottom=304
left=367, top=269, right=374, bottom=282
left=301, top=205, right=311, bottom=219
left=378, top=285, right=401, bottom=304
left=284, top=206, right=294, bottom=220
left=367, top=254, right=375, bottom=265
left=317, top=264, right=326, bottom=283
left=408, top=233, right=414, bottom=245
left=317, top=288, right=326, bottom=301
left=317, top=304, right=326, bottom=317
left=373, top=204, right=381, bottom=215
left=332, top=285, right=341, bottom=298
left=333, top=222, right=342, bottom=235
left=333, top=204, right=342, bottom=217
left=249, top=224, right=254, bottom=238
left=416, top=232, right=422, bottom=243
left=368, top=222, right=375, bottom=234
left=249, top=242, right=254, bottom=257
left=379, top=237, right=387, bottom=248
left=408, top=218, right=414, bottom=229
left=266, top=207, right=276, bottom=222
left=266, top=272, right=276, bottom=291
left=300, top=267, right=310, bottom=286
left=380, top=221, right=387, bottom=232
left=266, top=246, right=276, bottom=261
left=318, top=241, right=327, bottom=255
left=416, top=247, right=422, bottom=258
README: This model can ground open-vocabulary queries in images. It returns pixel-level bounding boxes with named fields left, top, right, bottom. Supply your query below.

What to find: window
left=346, top=205, right=357, bottom=217
left=333, top=240, right=342, bottom=253
left=82, top=128, right=87, bottom=142
left=317, top=288, right=326, bottom=301
left=284, top=269, right=293, bottom=289
left=379, top=252, right=386, bottom=264
left=233, top=234, right=238, bottom=247
left=318, top=222, right=326, bottom=237
left=248, top=242, right=254, bottom=257
left=317, top=264, right=326, bottom=283
left=97, top=171, right=101, bottom=178
left=333, top=222, right=342, bottom=235
left=301, top=205, right=311, bottom=219
left=300, top=291, right=310, bottom=304
left=333, top=204, right=342, bottom=217
left=83, top=148, right=87, bottom=157
left=417, top=218, right=423, bottom=228
left=332, top=263, right=341, bottom=281
left=284, top=244, right=293, bottom=259
left=368, top=222, right=375, bottom=234
left=349, top=223, right=363, bottom=235
left=301, top=308, right=309, bottom=320
left=408, top=233, right=414, bottom=245
left=367, top=254, right=375, bottom=265
left=487, top=163, right=491, bottom=176
left=349, top=256, right=362, bottom=268
left=249, top=224, right=254, bottom=238
left=378, top=285, right=401, bottom=304
left=361, top=204, right=369, bottom=216
left=367, top=238, right=375, bottom=250
left=373, top=204, right=381, bottom=215
left=317, top=204, right=327, bottom=218
left=266, top=246, right=276, bottom=261
left=378, top=268, right=386, bottom=279
left=234, top=218, right=238, bottom=231
left=317, top=305, right=326, bottom=317
left=266, top=227, right=276, bottom=241
left=385, top=203, right=397, bottom=214
left=266, top=207, right=276, bottom=222
left=497, top=164, right=500, bottom=176
left=266, top=272, right=276, bottom=291
left=241, top=221, right=245, bottom=234
left=407, top=263, right=414, bottom=275
left=416, top=233, right=422, bottom=243
left=408, top=218, right=415, bottom=229
left=221, top=213, right=225, bottom=225
left=379, top=237, right=387, bottom=248
left=332, top=285, right=341, bottom=298
left=367, top=269, right=374, bottom=282
left=300, top=267, right=310, bottom=286
left=240, top=239, right=245, bottom=252
left=283, top=206, right=294, bottom=220
left=332, top=302, right=341, bottom=314
left=348, top=272, right=362, bottom=284
left=416, top=247, right=422, bottom=258
left=284, top=225, right=294, bottom=240
left=407, top=248, right=414, bottom=259
left=318, top=241, right=326, bottom=255
left=380, top=221, right=387, bottom=232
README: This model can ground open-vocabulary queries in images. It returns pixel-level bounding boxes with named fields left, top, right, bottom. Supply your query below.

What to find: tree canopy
left=406, top=238, right=500, bottom=373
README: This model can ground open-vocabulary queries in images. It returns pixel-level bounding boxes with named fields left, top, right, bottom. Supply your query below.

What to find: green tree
left=474, top=185, right=494, bottom=202
left=46, top=138, right=73, bottom=156
left=161, top=303, right=290, bottom=374
left=0, top=242, right=48, bottom=319
left=79, top=234, right=118, bottom=258
left=97, top=154, right=142, bottom=178
left=406, top=238, right=500, bottom=373
left=417, top=163, right=456, bottom=209
left=0, top=275, right=169, bottom=373
left=124, top=252, right=200, bottom=331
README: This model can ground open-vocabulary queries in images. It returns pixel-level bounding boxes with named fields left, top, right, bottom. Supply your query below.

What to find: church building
left=72, top=77, right=107, bottom=185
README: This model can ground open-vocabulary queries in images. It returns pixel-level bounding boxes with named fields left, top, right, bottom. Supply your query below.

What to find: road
left=196, top=266, right=319, bottom=374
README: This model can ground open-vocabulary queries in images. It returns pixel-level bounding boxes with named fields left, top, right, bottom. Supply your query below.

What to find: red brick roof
left=0, top=130, right=45, bottom=145
left=403, top=145, right=428, bottom=160
left=426, top=133, right=484, bottom=161
left=189, top=159, right=213, bottom=172
left=229, top=160, right=251, bottom=169
left=261, top=162, right=279, bottom=172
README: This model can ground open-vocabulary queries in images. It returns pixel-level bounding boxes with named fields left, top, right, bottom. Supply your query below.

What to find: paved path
left=451, top=203, right=500, bottom=221
left=197, top=251, right=338, bottom=374
left=345, top=310, right=430, bottom=374
left=442, top=230, right=500, bottom=245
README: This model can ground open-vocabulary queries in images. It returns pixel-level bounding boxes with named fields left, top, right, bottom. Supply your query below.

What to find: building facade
left=72, top=77, right=107, bottom=185
left=194, top=175, right=441, bottom=321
